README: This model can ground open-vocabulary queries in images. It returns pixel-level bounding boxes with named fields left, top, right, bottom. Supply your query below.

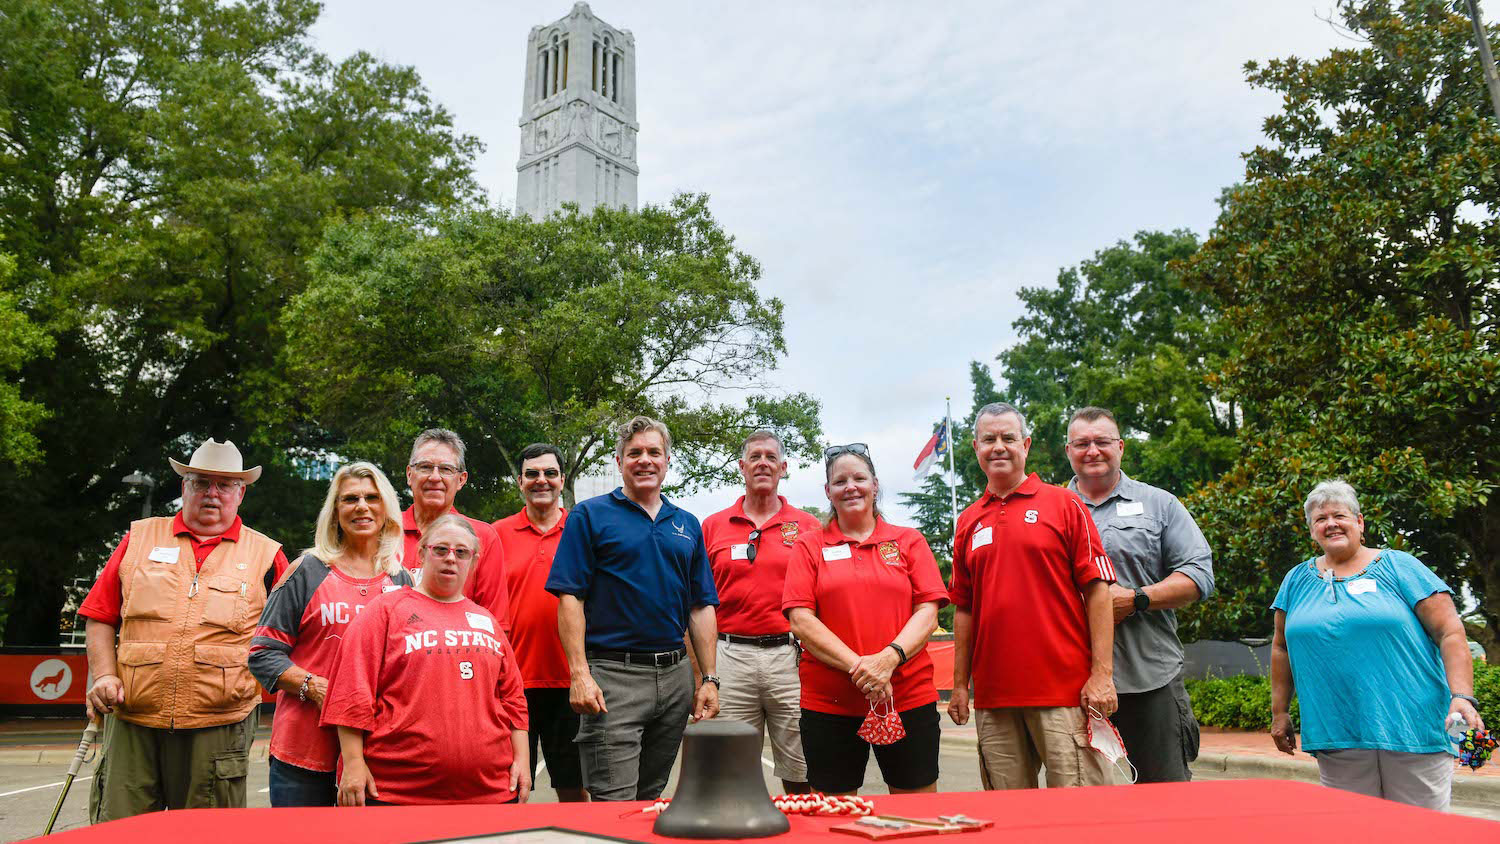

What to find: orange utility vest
left=115, top=516, right=281, bottom=729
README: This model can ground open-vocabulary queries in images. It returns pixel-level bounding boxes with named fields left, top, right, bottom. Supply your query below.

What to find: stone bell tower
left=515, top=3, right=639, bottom=217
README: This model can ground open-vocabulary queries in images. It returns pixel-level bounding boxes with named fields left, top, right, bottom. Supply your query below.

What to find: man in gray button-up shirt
left=1065, top=406, right=1214, bottom=783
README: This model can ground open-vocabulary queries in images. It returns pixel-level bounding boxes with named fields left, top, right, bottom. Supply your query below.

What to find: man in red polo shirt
left=494, top=442, right=586, bottom=802
left=947, top=402, right=1119, bottom=789
left=702, top=430, right=822, bottom=794
left=400, top=428, right=510, bottom=634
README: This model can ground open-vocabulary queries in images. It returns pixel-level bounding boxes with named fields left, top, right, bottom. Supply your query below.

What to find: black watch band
left=1452, top=692, right=1479, bottom=708
left=1132, top=587, right=1150, bottom=613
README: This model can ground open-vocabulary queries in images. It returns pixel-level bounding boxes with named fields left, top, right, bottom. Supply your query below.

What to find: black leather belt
left=587, top=647, right=687, bottom=667
left=718, top=632, right=794, bottom=647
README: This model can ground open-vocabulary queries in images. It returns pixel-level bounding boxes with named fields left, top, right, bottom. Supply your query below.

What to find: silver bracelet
left=298, top=672, right=312, bottom=702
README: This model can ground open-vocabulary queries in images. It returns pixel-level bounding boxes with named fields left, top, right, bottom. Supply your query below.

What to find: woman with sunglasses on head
left=321, top=514, right=531, bottom=806
left=250, top=461, right=413, bottom=807
left=781, top=444, right=950, bottom=795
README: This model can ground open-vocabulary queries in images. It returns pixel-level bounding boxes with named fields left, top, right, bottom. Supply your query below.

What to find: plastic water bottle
left=1447, top=712, right=1469, bottom=744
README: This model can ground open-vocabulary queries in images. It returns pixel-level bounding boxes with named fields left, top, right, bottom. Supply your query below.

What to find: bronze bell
left=654, top=719, right=790, bottom=839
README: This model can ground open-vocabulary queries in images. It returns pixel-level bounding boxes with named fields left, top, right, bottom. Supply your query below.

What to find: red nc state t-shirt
left=249, top=555, right=411, bottom=772
left=320, top=590, right=529, bottom=805
left=703, top=496, right=822, bottom=636
left=781, top=519, right=949, bottom=716
left=495, top=509, right=570, bottom=689
left=948, top=474, right=1116, bottom=708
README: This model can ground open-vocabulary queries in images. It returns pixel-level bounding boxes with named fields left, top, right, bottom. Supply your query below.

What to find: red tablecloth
left=30, top=780, right=1495, bottom=843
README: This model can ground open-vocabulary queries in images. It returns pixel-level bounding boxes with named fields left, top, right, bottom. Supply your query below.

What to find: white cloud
left=310, top=0, right=1348, bottom=522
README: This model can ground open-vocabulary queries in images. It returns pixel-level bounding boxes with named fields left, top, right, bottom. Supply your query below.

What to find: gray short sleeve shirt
left=1068, top=473, right=1214, bottom=694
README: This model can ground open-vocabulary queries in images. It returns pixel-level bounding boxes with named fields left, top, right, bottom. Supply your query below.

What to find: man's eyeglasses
left=186, top=477, right=243, bottom=494
left=410, top=461, right=462, bottom=478
left=422, top=543, right=474, bottom=562
left=1065, top=437, right=1122, bottom=452
left=523, top=468, right=561, bottom=479
left=745, top=529, right=762, bottom=563
left=823, top=443, right=870, bottom=462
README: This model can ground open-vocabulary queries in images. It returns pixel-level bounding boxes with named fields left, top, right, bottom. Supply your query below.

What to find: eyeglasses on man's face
left=422, top=543, right=475, bottom=562
left=186, top=477, right=243, bottom=494
left=522, top=468, right=561, bottom=479
left=1066, top=437, right=1122, bottom=452
left=823, top=443, right=870, bottom=462
left=410, top=461, right=462, bottom=478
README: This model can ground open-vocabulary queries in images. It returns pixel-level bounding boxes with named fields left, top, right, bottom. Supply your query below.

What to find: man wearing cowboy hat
left=78, top=438, right=290, bottom=821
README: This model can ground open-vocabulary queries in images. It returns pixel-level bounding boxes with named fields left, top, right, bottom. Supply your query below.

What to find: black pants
left=1109, top=676, right=1200, bottom=783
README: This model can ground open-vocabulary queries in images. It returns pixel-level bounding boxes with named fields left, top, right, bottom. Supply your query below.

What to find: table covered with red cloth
left=30, top=780, right=1495, bottom=843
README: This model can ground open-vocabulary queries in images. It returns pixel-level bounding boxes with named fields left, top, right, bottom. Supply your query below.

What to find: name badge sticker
left=465, top=612, right=495, bottom=634
left=148, top=547, right=179, bottom=564
left=730, top=543, right=752, bottom=561
left=1347, top=579, right=1379, bottom=595
left=1117, top=501, right=1145, bottom=517
left=971, top=526, right=993, bottom=550
left=822, top=544, right=852, bottom=561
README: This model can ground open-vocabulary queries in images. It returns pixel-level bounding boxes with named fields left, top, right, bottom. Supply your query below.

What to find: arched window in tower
left=561, top=37, right=569, bottom=91
left=591, top=40, right=601, bottom=93
left=550, top=34, right=561, bottom=96
left=601, top=37, right=612, bottom=100
left=537, top=46, right=548, bottom=100
left=610, top=52, right=622, bottom=104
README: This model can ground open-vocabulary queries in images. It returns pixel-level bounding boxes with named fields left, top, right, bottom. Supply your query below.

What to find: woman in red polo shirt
left=322, top=514, right=530, bottom=806
left=782, top=444, right=949, bottom=795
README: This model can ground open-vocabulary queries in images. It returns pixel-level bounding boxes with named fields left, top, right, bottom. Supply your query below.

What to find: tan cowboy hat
left=168, top=438, right=263, bottom=483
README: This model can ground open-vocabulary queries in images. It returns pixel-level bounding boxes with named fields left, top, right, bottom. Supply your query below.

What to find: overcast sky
left=309, top=1, right=1352, bottom=521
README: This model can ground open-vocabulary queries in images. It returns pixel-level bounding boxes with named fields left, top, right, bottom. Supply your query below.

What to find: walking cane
left=42, top=718, right=99, bottom=836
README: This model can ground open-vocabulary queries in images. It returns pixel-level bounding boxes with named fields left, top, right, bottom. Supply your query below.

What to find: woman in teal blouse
left=1269, top=480, right=1483, bottom=810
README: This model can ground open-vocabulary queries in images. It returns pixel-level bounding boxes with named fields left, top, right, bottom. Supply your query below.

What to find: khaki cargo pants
left=89, top=709, right=257, bottom=822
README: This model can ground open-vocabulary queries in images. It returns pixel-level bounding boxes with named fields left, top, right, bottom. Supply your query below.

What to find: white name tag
left=971, top=526, right=993, bottom=550
left=148, top=547, right=179, bottom=564
left=730, top=543, right=752, bottom=561
left=382, top=584, right=402, bottom=593
left=822, top=544, right=852, bottom=561
left=1347, top=579, right=1378, bottom=595
left=1117, top=501, right=1145, bottom=517
left=465, top=612, right=495, bottom=633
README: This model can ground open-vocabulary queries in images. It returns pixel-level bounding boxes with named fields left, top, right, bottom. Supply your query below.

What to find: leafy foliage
left=1184, top=673, right=1295, bottom=731
left=1181, top=0, right=1500, bottom=647
left=275, top=196, right=823, bottom=510
left=0, top=0, right=480, bottom=643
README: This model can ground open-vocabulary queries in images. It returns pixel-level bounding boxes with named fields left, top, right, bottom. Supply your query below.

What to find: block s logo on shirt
left=1024, top=510, right=1039, bottom=524
left=459, top=661, right=474, bottom=680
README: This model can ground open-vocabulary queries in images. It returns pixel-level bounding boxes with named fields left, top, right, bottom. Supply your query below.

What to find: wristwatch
left=1132, top=588, right=1151, bottom=613
left=1452, top=692, right=1480, bottom=708
left=700, top=674, right=721, bottom=688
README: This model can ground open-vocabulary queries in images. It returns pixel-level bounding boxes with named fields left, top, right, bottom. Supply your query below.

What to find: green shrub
left=1185, top=658, right=1495, bottom=732
left=1473, top=658, right=1499, bottom=731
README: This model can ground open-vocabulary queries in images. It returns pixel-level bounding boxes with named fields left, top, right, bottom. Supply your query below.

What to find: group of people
left=77, top=402, right=1485, bottom=822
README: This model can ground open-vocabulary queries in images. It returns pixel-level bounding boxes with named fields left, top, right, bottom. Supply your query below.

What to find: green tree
left=0, top=251, right=52, bottom=466
left=996, top=230, right=1238, bottom=494
left=0, top=0, right=479, bottom=643
left=1181, top=0, right=1500, bottom=649
left=276, top=197, right=823, bottom=509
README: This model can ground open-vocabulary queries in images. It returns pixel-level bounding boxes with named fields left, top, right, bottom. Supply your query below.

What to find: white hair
left=1303, top=479, right=1361, bottom=528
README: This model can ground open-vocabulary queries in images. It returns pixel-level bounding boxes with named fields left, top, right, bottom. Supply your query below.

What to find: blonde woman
left=250, top=462, right=413, bottom=806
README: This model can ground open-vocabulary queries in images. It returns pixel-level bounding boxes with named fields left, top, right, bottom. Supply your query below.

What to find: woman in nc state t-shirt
left=322, top=515, right=530, bottom=806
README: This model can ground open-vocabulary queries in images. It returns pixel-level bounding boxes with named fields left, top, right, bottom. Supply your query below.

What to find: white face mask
left=1086, top=707, right=1137, bottom=784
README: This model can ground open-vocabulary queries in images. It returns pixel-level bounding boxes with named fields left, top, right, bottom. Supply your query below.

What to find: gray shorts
left=1110, top=676, right=1199, bottom=783
left=1315, top=747, right=1453, bottom=810
left=574, top=656, right=691, bottom=801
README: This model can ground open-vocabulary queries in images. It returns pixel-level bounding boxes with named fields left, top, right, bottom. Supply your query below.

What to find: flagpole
left=946, top=396, right=958, bottom=538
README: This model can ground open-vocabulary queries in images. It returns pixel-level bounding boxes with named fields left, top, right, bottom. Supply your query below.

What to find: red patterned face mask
left=857, top=700, right=906, bottom=746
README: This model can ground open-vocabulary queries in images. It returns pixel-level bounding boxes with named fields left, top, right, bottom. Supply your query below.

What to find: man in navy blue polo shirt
left=547, top=415, right=721, bottom=801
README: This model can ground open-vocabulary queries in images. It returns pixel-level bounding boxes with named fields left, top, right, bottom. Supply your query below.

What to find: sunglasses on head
left=823, top=443, right=870, bottom=462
